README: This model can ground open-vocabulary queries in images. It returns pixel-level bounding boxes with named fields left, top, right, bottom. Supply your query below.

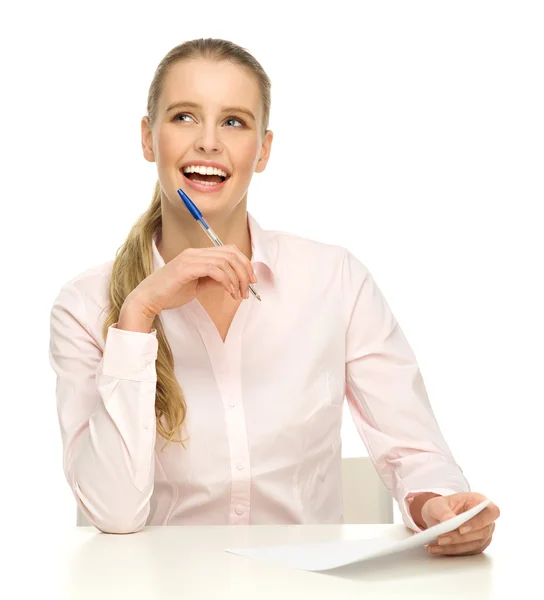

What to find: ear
left=255, top=130, right=274, bottom=174
left=141, top=116, right=155, bottom=163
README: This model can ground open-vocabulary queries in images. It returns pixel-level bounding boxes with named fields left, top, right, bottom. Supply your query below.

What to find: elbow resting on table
left=96, top=522, right=146, bottom=535
left=73, top=479, right=151, bottom=534
left=92, top=513, right=147, bottom=535
left=75, top=490, right=149, bottom=534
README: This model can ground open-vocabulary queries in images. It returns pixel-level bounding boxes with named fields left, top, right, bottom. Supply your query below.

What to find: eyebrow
left=165, top=101, right=256, bottom=122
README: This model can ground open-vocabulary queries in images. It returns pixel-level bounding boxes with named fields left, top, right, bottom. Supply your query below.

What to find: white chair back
left=341, top=456, right=394, bottom=524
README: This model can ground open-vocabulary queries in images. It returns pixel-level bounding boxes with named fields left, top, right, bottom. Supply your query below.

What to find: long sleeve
left=342, top=250, right=470, bottom=532
left=49, top=281, right=159, bottom=533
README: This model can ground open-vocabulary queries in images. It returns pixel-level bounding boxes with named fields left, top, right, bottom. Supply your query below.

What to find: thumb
left=434, top=500, right=458, bottom=522
left=440, top=509, right=458, bottom=522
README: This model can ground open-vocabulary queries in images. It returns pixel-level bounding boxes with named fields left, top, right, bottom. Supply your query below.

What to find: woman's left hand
left=423, top=492, right=500, bottom=556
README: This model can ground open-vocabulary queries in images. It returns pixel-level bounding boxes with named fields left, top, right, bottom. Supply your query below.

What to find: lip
left=179, top=169, right=230, bottom=194
left=180, top=159, right=231, bottom=176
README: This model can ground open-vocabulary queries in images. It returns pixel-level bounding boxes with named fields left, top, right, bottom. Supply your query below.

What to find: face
left=141, top=58, right=273, bottom=216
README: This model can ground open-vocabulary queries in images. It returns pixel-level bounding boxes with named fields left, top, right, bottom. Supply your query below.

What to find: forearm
left=73, top=309, right=158, bottom=533
left=50, top=283, right=158, bottom=534
left=69, top=396, right=156, bottom=533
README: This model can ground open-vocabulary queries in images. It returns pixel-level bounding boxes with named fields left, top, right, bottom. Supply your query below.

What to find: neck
left=156, top=192, right=252, bottom=265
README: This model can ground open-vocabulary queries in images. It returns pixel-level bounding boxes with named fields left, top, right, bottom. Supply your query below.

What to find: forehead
left=160, top=59, right=262, bottom=118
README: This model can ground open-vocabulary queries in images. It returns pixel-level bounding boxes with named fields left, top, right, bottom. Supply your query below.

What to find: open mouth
left=181, top=168, right=230, bottom=187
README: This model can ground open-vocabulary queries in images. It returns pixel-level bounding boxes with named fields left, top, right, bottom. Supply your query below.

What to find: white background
left=1, top=0, right=542, bottom=556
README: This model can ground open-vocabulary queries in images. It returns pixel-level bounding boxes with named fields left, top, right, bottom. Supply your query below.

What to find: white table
left=11, top=521, right=530, bottom=599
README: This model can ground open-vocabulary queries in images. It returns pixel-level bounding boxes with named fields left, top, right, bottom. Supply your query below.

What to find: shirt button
left=235, top=506, right=245, bottom=515
left=236, top=463, right=244, bottom=470
left=143, top=424, right=149, bottom=430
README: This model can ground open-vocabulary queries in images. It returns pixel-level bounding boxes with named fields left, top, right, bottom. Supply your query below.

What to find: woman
left=49, top=38, right=499, bottom=555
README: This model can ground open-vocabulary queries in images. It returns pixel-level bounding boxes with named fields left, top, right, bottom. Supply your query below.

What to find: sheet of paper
left=225, top=499, right=490, bottom=571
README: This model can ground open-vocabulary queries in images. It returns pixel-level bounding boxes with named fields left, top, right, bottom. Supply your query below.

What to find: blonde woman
left=49, top=38, right=499, bottom=556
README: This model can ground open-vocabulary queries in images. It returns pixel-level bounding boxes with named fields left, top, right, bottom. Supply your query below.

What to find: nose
left=194, top=123, right=223, bottom=154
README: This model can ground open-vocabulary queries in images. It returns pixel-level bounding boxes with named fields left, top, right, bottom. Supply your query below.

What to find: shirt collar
left=152, top=211, right=275, bottom=277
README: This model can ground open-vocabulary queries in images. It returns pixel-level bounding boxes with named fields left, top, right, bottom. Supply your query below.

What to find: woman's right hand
left=124, top=245, right=257, bottom=321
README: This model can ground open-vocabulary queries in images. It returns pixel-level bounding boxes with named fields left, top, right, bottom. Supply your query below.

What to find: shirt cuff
left=402, top=487, right=460, bottom=533
left=99, top=323, right=159, bottom=381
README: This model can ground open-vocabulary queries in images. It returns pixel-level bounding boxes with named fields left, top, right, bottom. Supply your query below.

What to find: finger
left=184, top=254, right=239, bottom=298
left=199, top=247, right=251, bottom=299
left=449, top=534, right=493, bottom=557
left=222, top=246, right=252, bottom=299
left=459, top=503, right=500, bottom=534
left=227, top=244, right=257, bottom=283
left=429, top=532, right=493, bottom=556
left=210, top=256, right=243, bottom=298
left=204, top=264, right=239, bottom=298
left=438, top=522, right=495, bottom=546
left=176, top=249, right=237, bottom=296
left=227, top=245, right=256, bottom=297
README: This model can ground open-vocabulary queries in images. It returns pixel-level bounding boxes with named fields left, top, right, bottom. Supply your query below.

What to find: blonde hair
left=102, top=39, right=272, bottom=448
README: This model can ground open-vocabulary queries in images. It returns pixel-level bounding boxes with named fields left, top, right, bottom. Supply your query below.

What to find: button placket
left=190, top=299, right=252, bottom=524
left=217, top=347, right=251, bottom=524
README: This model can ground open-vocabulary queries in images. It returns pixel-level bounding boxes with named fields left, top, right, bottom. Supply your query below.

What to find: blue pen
left=177, top=188, right=261, bottom=301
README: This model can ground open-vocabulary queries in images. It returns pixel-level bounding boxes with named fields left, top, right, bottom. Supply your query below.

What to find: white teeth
left=182, top=165, right=228, bottom=177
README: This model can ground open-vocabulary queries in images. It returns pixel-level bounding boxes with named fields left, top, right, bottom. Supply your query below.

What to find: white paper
left=225, top=499, right=491, bottom=571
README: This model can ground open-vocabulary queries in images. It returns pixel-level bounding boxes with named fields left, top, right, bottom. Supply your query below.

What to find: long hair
left=102, top=39, right=271, bottom=448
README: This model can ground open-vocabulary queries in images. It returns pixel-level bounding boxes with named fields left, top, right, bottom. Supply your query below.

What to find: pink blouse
left=49, top=212, right=470, bottom=533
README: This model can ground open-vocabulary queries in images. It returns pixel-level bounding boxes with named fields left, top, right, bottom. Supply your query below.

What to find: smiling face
left=141, top=58, right=273, bottom=215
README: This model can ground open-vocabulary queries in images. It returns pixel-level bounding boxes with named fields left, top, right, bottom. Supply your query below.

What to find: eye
left=172, top=113, right=246, bottom=127
left=225, top=117, right=245, bottom=128
left=173, top=112, right=193, bottom=123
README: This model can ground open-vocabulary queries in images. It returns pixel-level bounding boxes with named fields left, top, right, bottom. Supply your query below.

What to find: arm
left=342, top=250, right=470, bottom=533
left=49, top=282, right=158, bottom=533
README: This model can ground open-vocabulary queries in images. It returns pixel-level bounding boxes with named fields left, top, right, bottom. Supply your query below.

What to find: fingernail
left=252, top=271, right=257, bottom=282
left=429, top=546, right=444, bottom=553
left=438, top=537, right=451, bottom=545
left=460, top=526, right=472, bottom=534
